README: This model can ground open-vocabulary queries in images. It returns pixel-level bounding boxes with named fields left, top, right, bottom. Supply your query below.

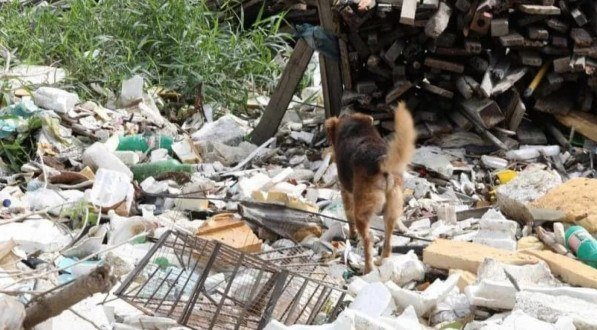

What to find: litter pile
left=0, top=59, right=596, bottom=330
left=1, top=1, right=597, bottom=328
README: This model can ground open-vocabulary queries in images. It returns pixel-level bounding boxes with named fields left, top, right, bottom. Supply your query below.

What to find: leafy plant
left=0, top=0, right=289, bottom=113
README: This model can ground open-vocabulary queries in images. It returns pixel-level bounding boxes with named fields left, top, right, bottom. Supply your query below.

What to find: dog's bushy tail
left=382, top=101, right=416, bottom=177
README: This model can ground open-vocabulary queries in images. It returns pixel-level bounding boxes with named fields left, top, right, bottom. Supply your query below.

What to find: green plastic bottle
left=565, top=226, right=597, bottom=268
left=117, top=133, right=173, bottom=153
left=130, top=159, right=197, bottom=182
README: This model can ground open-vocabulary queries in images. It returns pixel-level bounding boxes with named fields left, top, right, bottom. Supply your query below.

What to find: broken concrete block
left=172, top=139, right=201, bottom=164
left=238, top=173, right=274, bottom=199
left=119, top=75, right=144, bottom=106
left=411, top=146, right=455, bottom=179
left=496, top=168, right=562, bottom=223
left=33, top=87, right=80, bottom=113
left=515, top=291, right=597, bottom=329
left=465, top=259, right=559, bottom=310
left=350, top=282, right=395, bottom=317
left=201, top=141, right=257, bottom=166
left=403, top=173, right=434, bottom=199
left=425, top=2, right=452, bottom=38
left=449, top=269, right=476, bottom=293
left=191, top=115, right=249, bottom=147
left=386, top=273, right=459, bottom=317
left=465, top=310, right=575, bottom=330
left=362, top=251, right=425, bottom=286
left=531, top=178, right=597, bottom=233
left=429, top=291, right=471, bottom=326
left=0, top=294, right=25, bottom=329
left=520, top=249, right=597, bottom=289
left=423, top=239, right=539, bottom=274
left=473, top=209, right=519, bottom=251
left=290, top=131, right=315, bottom=144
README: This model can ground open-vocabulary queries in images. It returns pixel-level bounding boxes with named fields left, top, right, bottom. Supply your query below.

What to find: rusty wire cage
left=115, top=230, right=346, bottom=329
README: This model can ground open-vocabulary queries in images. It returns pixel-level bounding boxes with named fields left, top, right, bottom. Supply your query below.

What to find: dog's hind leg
left=353, top=184, right=381, bottom=274
left=381, top=185, right=405, bottom=259
left=341, top=189, right=357, bottom=240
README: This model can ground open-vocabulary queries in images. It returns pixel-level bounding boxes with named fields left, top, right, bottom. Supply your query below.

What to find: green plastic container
left=565, top=226, right=597, bottom=268
left=130, top=159, right=197, bottom=182
left=117, top=133, right=173, bottom=153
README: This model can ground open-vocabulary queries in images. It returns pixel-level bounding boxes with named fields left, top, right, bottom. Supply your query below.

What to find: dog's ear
left=352, top=113, right=374, bottom=125
left=324, top=117, right=339, bottom=144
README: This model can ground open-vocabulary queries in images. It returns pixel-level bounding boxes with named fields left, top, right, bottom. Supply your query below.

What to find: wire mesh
left=115, top=230, right=346, bottom=330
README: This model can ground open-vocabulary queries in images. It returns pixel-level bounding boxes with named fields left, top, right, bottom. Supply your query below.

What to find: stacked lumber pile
left=334, top=0, right=597, bottom=149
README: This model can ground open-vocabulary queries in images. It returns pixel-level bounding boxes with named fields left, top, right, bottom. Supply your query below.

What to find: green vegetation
left=0, top=0, right=289, bottom=111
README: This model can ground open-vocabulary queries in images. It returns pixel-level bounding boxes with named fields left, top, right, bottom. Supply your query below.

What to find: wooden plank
left=318, top=0, right=343, bottom=118
left=556, top=111, right=597, bottom=142
left=521, top=250, right=597, bottom=289
left=338, top=38, right=353, bottom=90
left=250, top=39, right=314, bottom=144
left=423, top=239, right=539, bottom=274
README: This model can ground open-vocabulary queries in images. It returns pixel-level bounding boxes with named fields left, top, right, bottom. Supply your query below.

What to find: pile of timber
left=334, top=0, right=597, bottom=149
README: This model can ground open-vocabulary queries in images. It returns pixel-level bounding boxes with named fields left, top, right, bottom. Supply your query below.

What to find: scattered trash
left=1, top=5, right=596, bottom=326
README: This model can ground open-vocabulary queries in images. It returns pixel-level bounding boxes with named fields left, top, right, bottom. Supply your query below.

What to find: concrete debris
left=349, top=282, right=395, bottom=317
left=32, top=87, right=80, bottom=113
left=1, top=15, right=596, bottom=327
left=465, top=259, right=559, bottom=310
left=515, top=291, right=597, bottom=330
left=496, top=168, right=562, bottom=222
left=464, top=310, right=575, bottom=330
left=411, top=146, right=455, bottom=179
left=386, top=273, right=460, bottom=317
left=191, top=114, right=249, bottom=147
left=472, top=209, right=519, bottom=251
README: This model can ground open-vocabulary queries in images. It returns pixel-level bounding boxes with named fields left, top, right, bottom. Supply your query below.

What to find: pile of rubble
left=335, top=0, right=596, bottom=149
left=0, top=52, right=597, bottom=330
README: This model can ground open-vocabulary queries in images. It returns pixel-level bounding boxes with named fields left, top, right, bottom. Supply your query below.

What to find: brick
left=424, top=57, right=464, bottom=73
left=491, top=18, right=509, bottom=37
left=527, top=26, right=549, bottom=40
left=518, top=5, right=561, bottom=15
left=425, top=2, right=452, bottom=38
left=421, top=82, right=454, bottom=99
left=553, top=56, right=572, bottom=73
left=385, top=80, right=413, bottom=103
left=499, top=33, right=524, bottom=47
left=519, top=50, right=542, bottom=66
left=423, top=239, right=540, bottom=274
left=400, top=0, right=417, bottom=25
left=571, top=28, right=593, bottom=47
left=546, top=18, right=569, bottom=33
left=571, top=8, right=588, bottom=27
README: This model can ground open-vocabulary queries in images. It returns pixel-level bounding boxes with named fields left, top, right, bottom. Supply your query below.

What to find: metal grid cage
left=115, top=230, right=346, bottom=329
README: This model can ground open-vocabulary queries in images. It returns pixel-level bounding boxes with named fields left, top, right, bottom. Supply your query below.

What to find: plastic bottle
left=117, top=133, right=173, bottom=153
left=130, top=159, right=198, bottom=182
left=565, top=226, right=597, bottom=268
left=82, top=142, right=133, bottom=180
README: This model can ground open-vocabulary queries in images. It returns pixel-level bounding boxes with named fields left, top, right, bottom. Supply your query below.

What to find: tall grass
left=0, top=0, right=289, bottom=111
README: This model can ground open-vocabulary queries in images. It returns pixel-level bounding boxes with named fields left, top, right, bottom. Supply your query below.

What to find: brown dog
left=325, top=102, right=416, bottom=273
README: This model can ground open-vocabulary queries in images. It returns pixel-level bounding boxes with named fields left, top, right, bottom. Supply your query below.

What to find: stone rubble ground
left=0, top=63, right=596, bottom=330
